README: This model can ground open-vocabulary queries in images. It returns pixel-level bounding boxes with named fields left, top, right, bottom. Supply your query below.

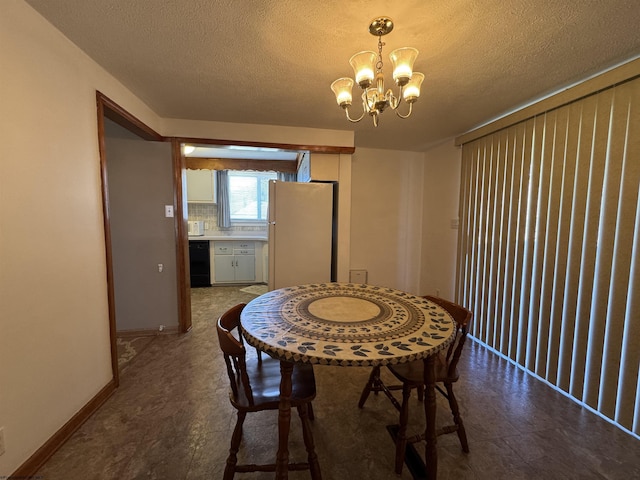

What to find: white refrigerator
left=268, top=180, right=335, bottom=290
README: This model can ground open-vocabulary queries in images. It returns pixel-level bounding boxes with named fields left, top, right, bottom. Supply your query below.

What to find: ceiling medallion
left=331, top=16, right=424, bottom=127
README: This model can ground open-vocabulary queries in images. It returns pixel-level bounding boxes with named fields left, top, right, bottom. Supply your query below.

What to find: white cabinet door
left=214, top=255, right=236, bottom=282
left=234, top=255, right=256, bottom=282
left=187, top=170, right=215, bottom=203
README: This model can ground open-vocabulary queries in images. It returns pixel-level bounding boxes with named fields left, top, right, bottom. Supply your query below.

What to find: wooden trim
left=10, top=380, right=116, bottom=479
left=173, top=139, right=192, bottom=333
left=176, top=136, right=355, bottom=155
left=186, top=157, right=298, bottom=173
left=97, top=92, right=164, bottom=142
left=455, top=57, right=640, bottom=146
left=96, top=92, right=120, bottom=388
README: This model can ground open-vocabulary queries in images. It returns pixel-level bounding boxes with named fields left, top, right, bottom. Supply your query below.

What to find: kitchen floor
left=36, top=286, right=639, bottom=479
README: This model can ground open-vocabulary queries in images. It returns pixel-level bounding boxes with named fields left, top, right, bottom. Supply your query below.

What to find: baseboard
left=117, top=326, right=180, bottom=338
left=10, top=379, right=117, bottom=478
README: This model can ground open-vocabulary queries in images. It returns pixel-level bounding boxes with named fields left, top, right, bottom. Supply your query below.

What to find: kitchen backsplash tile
left=188, top=203, right=267, bottom=235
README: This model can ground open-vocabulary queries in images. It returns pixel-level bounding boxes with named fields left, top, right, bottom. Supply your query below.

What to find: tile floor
left=36, top=286, right=640, bottom=479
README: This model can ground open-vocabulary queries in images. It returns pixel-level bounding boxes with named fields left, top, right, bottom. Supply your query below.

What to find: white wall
left=420, top=141, right=462, bottom=300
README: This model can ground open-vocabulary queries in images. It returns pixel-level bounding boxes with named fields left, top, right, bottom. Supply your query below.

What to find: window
left=228, top=171, right=277, bottom=221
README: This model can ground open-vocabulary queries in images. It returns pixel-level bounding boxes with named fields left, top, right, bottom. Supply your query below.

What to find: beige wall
left=1, top=1, right=124, bottom=474
left=0, top=1, right=355, bottom=475
left=350, top=143, right=461, bottom=296
left=350, top=148, right=426, bottom=293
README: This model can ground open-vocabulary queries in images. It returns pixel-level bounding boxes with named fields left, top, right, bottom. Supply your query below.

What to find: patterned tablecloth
left=240, top=283, right=456, bottom=367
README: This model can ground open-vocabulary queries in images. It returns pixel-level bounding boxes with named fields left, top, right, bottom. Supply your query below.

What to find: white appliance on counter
left=268, top=180, right=336, bottom=290
left=188, top=220, right=205, bottom=236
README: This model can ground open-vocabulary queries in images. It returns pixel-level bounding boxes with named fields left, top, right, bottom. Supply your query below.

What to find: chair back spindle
left=215, top=303, right=318, bottom=479
left=423, top=295, right=471, bottom=380
left=216, top=303, right=257, bottom=406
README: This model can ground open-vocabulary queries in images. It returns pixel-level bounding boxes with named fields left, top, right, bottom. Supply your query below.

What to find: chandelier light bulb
left=331, top=78, right=354, bottom=107
left=390, top=47, right=419, bottom=86
left=403, top=72, right=424, bottom=102
left=349, top=51, right=377, bottom=88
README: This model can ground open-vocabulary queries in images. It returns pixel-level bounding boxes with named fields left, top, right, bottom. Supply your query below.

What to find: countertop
left=188, top=235, right=268, bottom=242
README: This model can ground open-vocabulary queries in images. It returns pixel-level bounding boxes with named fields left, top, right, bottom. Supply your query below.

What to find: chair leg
left=308, top=401, right=314, bottom=421
left=358, top=366, right=381, bottom=408
left=445, top=383, right=469, bottom=453
left=298, top=403, right=321, bottom=480
left=394, top=383, right=412, bottom=474
left=224, top=410, right=246, bottom=480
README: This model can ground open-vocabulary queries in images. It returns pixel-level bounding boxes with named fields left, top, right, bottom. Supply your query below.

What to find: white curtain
left=457, top=76, right=640, bottom=435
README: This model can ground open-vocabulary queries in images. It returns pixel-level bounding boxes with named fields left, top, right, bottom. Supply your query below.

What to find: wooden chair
left=216, top=303, right=318, bottom=479
left=358, top=295, right=472, bottom=474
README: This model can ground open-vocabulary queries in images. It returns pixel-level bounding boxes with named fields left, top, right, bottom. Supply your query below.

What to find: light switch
left=165, top=205, right=174, bottom=217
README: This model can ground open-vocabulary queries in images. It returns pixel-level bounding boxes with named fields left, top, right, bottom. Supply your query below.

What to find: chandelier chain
left=376, top=35, right=385, bottom=72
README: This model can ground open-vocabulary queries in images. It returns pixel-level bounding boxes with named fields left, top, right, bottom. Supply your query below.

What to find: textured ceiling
left=24, top=0, right=640, bottom=151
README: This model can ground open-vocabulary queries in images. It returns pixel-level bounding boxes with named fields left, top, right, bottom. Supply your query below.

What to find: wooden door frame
left=96, top=92, right=191, bottom=385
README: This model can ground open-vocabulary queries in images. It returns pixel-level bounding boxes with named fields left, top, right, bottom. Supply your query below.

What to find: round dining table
left=240, top=282, right=456, bottom=480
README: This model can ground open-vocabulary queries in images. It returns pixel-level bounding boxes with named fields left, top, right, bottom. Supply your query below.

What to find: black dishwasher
left=189, top=241, right=210, bottom=287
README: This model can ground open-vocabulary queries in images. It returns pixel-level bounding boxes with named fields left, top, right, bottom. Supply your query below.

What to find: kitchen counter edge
left=188, top=235, right=268, bottom=242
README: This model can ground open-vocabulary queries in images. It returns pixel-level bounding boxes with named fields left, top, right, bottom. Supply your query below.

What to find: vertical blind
left=457, top=75, right=640, bottom=435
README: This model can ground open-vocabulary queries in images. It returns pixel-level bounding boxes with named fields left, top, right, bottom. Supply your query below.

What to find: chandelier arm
left=395, top=101, right=414, bottom=119
left=363, top=89, right=374, bottom=111
left=386, top=89, right=399, bottom=110
left=344, top=106, right=365, bottom=123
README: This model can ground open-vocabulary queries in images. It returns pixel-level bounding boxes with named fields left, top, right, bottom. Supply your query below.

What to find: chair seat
left=388, top=352, right=459, bottom=386
left=358, top=295, right=472, bottom=475
left=231, top=356, right=316, bottom=411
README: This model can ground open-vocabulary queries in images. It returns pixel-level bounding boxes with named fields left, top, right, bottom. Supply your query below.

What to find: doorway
left=96, top=92, right=190, bottom=384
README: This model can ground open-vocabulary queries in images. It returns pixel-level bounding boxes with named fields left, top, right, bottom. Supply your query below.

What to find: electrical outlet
left=0, top=426, right=6, bottom=456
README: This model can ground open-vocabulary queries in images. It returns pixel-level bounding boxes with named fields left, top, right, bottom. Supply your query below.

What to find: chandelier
left=331, top=17, right=424, bottom=127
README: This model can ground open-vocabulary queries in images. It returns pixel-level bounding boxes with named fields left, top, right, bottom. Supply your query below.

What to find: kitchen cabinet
left=297, top=153, right=340, bottom=182
left=213, top=241, right=256, bottom=283
left=187, top=169, right=215, bottom=203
